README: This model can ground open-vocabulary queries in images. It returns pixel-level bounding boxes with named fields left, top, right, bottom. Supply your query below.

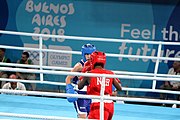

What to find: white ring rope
left=0, top=112, right=87, bottom=120
left=0, top=66, right=180, bottom=95
left=0, top=78, right=66, bottom=86
left=0, top=77, right=180, bottom=95
left=1, top=30, right=180, bottom=45
left=0, top=67, right=179, bottom=81
left=0, top=44, right=179, bottom=62
left=1, top=89, right=180, bottom=105
left=0, top=62, right=180, bottom=78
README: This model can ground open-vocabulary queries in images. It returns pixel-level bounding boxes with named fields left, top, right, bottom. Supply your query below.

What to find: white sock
left=172, top=104, right=177, bottom=108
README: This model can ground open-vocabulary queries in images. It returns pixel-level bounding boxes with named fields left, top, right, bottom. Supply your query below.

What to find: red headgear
left=91, top=51, right=106, bottom=69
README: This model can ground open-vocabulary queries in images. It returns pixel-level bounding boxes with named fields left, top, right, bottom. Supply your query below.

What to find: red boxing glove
left=79, top=61, right=92, bottom=80
left=79, top=76, right=83, bottom=81
left=81, top=61, right=92, bottom=73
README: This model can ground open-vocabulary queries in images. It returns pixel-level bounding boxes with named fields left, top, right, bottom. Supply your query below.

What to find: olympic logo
left=28, top=51, right=46, bottom=61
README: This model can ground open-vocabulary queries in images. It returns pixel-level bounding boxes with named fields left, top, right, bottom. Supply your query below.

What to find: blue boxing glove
left=66, top=84, right=78, bottom=103
left=112, top=85, right=116, bottom=92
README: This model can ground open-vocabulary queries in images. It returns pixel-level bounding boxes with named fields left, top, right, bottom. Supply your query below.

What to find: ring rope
left=0, top=67, right=179, bottom=81
left=0, top=30, right=180, bottom=46
left=0, top=62, right=180, bottom=78
left=0, top=77, right=180, bottom=95
left=1, top=89, right=180, bottom=105
left=0, top=112, right=86, bottom=120
left=0, top=44, right=179, bottom=62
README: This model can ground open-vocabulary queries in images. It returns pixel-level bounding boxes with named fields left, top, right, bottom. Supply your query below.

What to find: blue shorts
left=73, top=98, right=91, bottom=115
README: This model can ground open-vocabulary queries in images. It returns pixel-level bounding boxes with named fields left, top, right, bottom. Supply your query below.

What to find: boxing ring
left=0, top=30, right=180, bottom=120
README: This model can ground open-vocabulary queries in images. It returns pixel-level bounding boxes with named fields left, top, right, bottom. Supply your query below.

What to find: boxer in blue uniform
left=65, top=43, right=96, bottom=118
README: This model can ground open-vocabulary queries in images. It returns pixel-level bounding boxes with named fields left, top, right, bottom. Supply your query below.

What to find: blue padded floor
left=0, top=94, right=180, bottom=120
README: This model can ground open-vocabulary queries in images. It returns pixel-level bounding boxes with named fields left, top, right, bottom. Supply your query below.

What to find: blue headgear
left=81, top=43, right=96, bottom=62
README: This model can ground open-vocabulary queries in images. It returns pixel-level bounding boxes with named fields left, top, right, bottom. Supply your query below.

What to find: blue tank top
left=72, top=59, right=84, bottom=84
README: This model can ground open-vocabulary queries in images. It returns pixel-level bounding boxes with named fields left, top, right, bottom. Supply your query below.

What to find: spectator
left=78, top=51, right=122, bottom=120
left=160, top=61, right=180, bottom=106
left=0, top=48, right=11, bottom=88
left=16, top=51, right=36, bottom=91
left=2, top=74, right=26, bottom=95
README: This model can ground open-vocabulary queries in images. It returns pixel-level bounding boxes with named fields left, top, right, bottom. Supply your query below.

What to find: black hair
left=23, top=51, right=29, bottom=58
left=0, top=48, right=6, bottom=52
left=94, top=63, right=104, bottom=68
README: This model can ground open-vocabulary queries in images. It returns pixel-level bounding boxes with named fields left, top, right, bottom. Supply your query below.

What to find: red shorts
left=88, top=102, right=114, bottom=120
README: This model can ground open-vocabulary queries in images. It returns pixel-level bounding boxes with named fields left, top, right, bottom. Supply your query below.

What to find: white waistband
left=91, top=99, right=113, bottom=103
left=73, top=84, right=87, bottom=92
left=91, top=95, right=113, bottom=103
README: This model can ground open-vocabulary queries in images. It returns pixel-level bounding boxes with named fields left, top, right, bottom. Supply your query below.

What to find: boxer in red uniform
left=78, top=51, right=122, bottom=120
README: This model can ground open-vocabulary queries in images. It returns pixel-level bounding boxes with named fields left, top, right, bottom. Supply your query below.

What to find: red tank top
left=87, top=68, right=114, bottom=96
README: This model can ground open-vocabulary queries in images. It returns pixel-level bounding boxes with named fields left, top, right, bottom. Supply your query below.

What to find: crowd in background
left=0, top=48, right=36, bottom=92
